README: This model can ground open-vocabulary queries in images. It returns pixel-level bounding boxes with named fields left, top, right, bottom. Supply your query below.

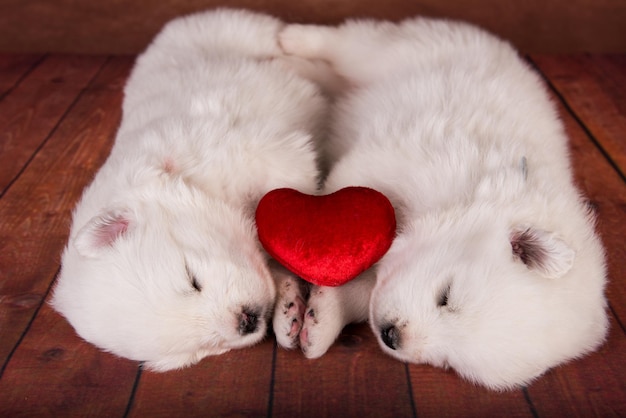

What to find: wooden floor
left=0, top=53, right=624, bottom=417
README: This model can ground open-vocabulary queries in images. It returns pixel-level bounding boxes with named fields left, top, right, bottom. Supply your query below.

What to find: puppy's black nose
left=381, top=324, right=400, bottom=350
left=238, top=309, right=259, bottom=335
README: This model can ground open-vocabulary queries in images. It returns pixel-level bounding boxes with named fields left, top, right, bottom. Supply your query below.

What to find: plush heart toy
left=255, top=187, right=396, bottom=287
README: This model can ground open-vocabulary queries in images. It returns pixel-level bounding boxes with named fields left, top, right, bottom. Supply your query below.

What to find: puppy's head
left=369, top=207, right=608, bottom=390
left=52, top=183, right=275, bottom=371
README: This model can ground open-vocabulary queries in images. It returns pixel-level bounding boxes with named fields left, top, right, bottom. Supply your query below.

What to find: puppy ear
left=510, top=226, right=575, bottom=279
left=74, top=209, right=132, bottom=258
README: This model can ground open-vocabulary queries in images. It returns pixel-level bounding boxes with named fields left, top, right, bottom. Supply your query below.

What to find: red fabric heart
left=255, top=187, right=396, bottom=287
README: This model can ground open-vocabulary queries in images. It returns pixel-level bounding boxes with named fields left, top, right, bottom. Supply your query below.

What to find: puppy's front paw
left=272, top=270, right=307, bottom=349
left=299, top=286, right=345, bottom=359
left=278, top=24, right=330, bottom=58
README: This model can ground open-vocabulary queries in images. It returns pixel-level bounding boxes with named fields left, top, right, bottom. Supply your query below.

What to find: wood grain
left=531, top=54, right=626, bottom=178
left=129, top=340, right=274, bottom=418
left=0, top=55, right=106, bottom=195
left=0, top=54, right=43, bottom=97
left=513, top=55, right=626, bottom=417
left=1, top=1, right=626, bottom=54
left=0, top=57, right=128, bottom=371
left=0, top=53, right=624, bottom=417
left=526, top=315, right=626, bottom=418
left=407, top=365, right=534, bottom=417
left=543, top=76, right=626, bottom=325
left=271, top=323, right=415, bottom=418
left=0, top=295, right=139, bottom=417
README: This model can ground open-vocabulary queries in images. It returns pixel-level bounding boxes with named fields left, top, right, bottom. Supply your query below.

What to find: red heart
left=255, top=187, right=396, bottom=287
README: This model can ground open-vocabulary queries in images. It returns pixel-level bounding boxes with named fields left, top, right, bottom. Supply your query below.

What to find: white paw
left=278, top=24, right=329, bottom=58
left=299, top=286, right=345, bottom=359
left=272, top=271, right=307, bottom=349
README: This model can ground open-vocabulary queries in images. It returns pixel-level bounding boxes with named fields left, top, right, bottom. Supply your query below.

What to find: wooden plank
left=1, top=0, right=626, bottom=54
left=0, top=56, right=137, bottom=416
left=89, top=55, right=135, bottom=91
left=0, top=54, right=106, bottom=195
left=526, top=316, right=626, bottom=418
left=128, top=340, right=274, bottom=417
left=0, top=52, right=621, bottom=416
left=519, top=63, right=626, bottom=416
left=0, top=294, right=139, bottom=417
left=271, top=323, right=415, bottom=417
left=0, top=58, right=129, bottom=370
left=530, top=54, right=626, bottom=177
left=549, top=80, right=626, bottom=326
left=0, top=54, right=43, bottom=97
left=407, top=366, right=533, bottom=417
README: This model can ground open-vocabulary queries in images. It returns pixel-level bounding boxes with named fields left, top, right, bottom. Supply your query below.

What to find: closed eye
left=437, top=284, right=450, bottom=307
left=191, top=276, right=202, bottom=292
left=186, top=264, right=202, bottom=292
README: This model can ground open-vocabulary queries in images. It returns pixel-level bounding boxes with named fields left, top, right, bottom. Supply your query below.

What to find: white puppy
left=51, top=9, right=329, bottom=371
left=277, top=18, right=609, bottom=389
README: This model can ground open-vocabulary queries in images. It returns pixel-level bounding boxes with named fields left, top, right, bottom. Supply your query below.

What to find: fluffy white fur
left=276, top=18, right=609, bottom=389
left=51, top=9, right=329, bottom=371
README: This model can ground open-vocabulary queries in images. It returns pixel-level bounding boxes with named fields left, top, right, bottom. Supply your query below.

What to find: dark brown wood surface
left=0, top=54, right=624, bottom=417
left=1, top=1, right=626, bottom=54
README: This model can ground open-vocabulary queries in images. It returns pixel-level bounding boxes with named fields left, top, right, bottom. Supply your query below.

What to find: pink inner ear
left=510, top=226, right=574, bottom=279
left=93, top=214, right=130, bottom=248
left=511, top=228, right=543, bottom=269
left=74, top=210, right=132, bottom=258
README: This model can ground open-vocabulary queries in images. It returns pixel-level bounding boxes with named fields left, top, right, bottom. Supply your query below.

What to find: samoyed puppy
left=51, top=9, right=329, bottom=371
left=276, top=18, right=609, bottom=389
